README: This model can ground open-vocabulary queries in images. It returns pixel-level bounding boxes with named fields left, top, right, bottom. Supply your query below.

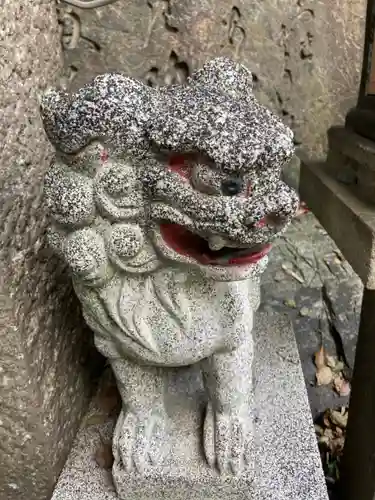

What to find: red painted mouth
left=159, top=223, right=271, bottom=266
left=163, top=154, right=270, bottom=266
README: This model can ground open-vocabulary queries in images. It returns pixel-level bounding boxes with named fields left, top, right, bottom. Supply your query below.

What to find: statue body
left=40, top=58, right=298, bottom=480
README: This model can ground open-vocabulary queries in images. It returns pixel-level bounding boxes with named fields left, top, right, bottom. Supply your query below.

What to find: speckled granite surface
left=51, top=311, right=328, bottom=500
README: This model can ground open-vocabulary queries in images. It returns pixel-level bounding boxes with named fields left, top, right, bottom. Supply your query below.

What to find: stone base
left=346, top=107, right=375, bottom=145
left=51, top=312, right=328, bottom=500
left=299, top=157, right=375, bottom=288
left=325, top=126, right=375, bottom=205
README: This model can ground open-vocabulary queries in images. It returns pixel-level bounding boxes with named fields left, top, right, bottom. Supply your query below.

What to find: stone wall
left=58, top=0, right=366, bottom=156
left=0, top=2, right=101, bottom=499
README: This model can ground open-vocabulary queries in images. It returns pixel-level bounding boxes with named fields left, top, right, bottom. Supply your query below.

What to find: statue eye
left=221, top=177, right=243, bottom=196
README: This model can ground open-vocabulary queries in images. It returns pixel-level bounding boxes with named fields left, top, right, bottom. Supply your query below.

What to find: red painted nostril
left=100, top=149, right=108, bottom=163
left=168, top=155, right=191, bottom=180
left=254, top=218, right=266, bottom=228
left=254, top=213, right=287, bottom=229
left=169, top=154, right=186, bottom=167
left=266, top=213, right=287, bottom=227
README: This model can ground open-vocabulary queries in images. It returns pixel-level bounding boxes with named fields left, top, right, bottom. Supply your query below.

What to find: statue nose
left=253, top=213, right=288, bottom=229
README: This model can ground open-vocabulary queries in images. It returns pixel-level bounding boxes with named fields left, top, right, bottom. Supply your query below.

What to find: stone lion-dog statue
left=40, top=58, right=299, bottom=478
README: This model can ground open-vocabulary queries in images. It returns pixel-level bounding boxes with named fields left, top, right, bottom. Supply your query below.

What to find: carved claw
left=113, top=408, right=168, bottom=474
left=204, top=402, right=253, bottom=475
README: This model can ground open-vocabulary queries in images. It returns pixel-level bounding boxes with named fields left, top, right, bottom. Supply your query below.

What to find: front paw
left=203, top=402, right=253, bottom=475
left=113, top=407, right=168, bottom=473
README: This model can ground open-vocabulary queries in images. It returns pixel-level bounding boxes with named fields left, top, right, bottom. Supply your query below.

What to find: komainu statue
left=40, top=58, right=299, bottom=481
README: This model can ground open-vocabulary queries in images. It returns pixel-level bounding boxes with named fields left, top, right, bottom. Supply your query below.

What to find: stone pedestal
left=300, top=127, right=375, bottom=288
left=51, top=312, right=328, bottom=500
left=0, top=3, right=102, bottom=499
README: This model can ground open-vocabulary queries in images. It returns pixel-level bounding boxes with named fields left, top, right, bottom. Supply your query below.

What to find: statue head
left=41, top=58, right=299, bottom=283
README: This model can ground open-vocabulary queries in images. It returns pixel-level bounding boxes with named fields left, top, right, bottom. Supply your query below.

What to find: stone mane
left=40, top=58, right=293, bottom=174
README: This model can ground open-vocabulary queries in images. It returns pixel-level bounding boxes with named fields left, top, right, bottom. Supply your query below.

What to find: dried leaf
left=317, top=405, right=348, bottom=486
left=323, top=428, right=334, bottom=439
left=95, top=442, right=114, bottom=469
left=333, top=361, right=345, bottom=373
left=319, top=435, right=330, bottom=447
left=329, top=409, right=348, bottom=429
left=284, top=298, right=296, bottom=308
left=323, top=413, right=331, bottom=428
left=335, top=427, right=343, bottom=437
left=314, top=346, right=326, bottom=370
left=331, top=436, right=345, bottom=454
left=324, top=354, right=345, bottom=373
left=299, top=307, right=312, bottom=317
left=281, top=263, right=304, bottom=283
left=316, top=366, right=333, bottom=386
left=333, top=375, right=351, bottom=397
left=296, top=202, right=310, bottom=216
left=315, top=424, right=324, bottom=436
left=325, top=355, right=337, bottom=369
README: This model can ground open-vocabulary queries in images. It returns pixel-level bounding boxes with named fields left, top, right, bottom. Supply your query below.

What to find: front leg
left=110, top=358, right=168, bottom=474
left=202, top=334, right=254, bottom=475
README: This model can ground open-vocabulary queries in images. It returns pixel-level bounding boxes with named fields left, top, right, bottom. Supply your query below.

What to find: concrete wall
left=0, top=2, right=101, bottom=499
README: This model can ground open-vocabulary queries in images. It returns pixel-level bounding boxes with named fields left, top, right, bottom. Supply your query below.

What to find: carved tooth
left=208, top=236, right=226, bottom=251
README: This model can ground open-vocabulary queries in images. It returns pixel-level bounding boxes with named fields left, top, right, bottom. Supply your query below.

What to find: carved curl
left=40, top=58, right=293, bottom=174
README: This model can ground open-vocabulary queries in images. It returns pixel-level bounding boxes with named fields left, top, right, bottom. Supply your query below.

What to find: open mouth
left=160, top=223, right=271, bottom=266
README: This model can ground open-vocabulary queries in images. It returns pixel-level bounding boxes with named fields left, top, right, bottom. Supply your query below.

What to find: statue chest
left=76, top=268, right=256, bottom=366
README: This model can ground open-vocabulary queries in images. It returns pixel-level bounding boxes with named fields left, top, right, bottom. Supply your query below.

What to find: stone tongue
left=208, top=235, right=226, bottom=251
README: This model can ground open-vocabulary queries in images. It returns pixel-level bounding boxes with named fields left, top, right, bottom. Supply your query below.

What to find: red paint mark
left=254, top=217, right=267, bottom=228
left=100, top=149, right=109, bottom=163
left=227, top=244, right=271, bottom=265
left=168, top=154, right=191, bottom=180
left=296, top=201, right=310, bottom=217
left=169, top=154, right=186, bottom=167
left=160, top=223, right=271, bottom=267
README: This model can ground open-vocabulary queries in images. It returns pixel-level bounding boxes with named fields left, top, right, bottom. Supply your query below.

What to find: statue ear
left=189, top=57, right=254, bottom=101
left=40, top=74, right=153, bottom=155
left=39, top=88, right=71, bottom=149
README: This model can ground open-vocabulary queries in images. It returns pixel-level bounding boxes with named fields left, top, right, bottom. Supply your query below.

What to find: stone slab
left=327, top=126, right=375, bottom=173
left=51, top=311, right=328, bottom=500
left=299, top=160, right=375, bottom=288
left=325, top=126, right=375, bottom=204
left=0, top=2, right=102, bottom=499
